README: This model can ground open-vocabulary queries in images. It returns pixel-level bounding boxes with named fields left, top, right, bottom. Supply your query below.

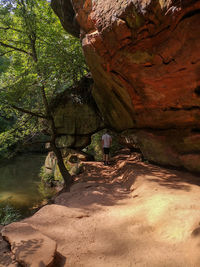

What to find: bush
left=37, top=181, right=56, bottom=200
left=39, top=166, right=54, bottom=185
left=0, top=201, right=21, bottom=225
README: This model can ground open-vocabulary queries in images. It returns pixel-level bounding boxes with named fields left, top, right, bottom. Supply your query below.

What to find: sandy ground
left=2, top=150, right=200, bottom=266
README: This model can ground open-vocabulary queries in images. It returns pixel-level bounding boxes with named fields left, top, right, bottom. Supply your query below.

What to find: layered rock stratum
left=51, top=0, right=200, bottom=172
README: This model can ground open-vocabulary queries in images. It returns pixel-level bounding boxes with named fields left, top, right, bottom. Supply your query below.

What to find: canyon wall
left=51, top=0, right=200, bottom=172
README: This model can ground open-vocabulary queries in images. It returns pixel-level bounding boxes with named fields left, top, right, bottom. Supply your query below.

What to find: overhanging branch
left=11, top=104, right=46, bottom=119
left=0, top=50, right=14, bottom=56
left=0, top=41, right=32, bottom=57
left=0, top=26, right=24, bottom=33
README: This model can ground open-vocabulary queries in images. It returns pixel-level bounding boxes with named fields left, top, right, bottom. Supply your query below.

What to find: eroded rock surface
left=0, top=225, right=19, bottom=267
left=51, top=0, right=200, bottom=171
left=20, top=152, right=200, bottom=266
left=1, top=223, right=57, bottom=267
left=2, top=152, right=200, bottom=266
left=51, top=76, right=103, bottom=149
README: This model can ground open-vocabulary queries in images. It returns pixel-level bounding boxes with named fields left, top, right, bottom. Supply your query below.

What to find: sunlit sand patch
left=145, top=194, right=174, bottom=224
left=130, top=194, right=200, bottom=243
left=106, top=192, right=200, bottom=244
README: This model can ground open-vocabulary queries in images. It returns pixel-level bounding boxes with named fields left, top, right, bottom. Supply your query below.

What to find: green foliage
left=54, top=156, right=83, bottom=180
left=0, top=0, right=87, bottom=105
left=0, top=113, right=40, bottom=159
left=37, top=181, right=55, bottom=200
left=86, top=131, right=103, bottom=161
left=0, top=200, right=21, bottom=225
left=39, top=166, right=54, bottom=185
left=0, top=56, right=10, bottom=73
left=0, top=0, right=87, bottom=159
left=0, top=117, right=12, bottom=132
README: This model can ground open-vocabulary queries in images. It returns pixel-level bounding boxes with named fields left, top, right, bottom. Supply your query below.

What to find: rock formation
left=3, top=153, right=200, bottom=266
left=44, top=149, right=93, bottom=180
left=51, top=0, right=200, bottom=172
left=1, top=222, right=57, bottom=267
left=41, top=76, right=103, bottom=181
left=50, top=76, right=103, bottom=149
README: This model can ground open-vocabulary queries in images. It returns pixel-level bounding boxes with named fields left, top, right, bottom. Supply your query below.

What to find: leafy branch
left=0, top=50, right=14, bottom=56
left=11, top=104, right=46, bottom=119
left=0, top=41, right=32, bottom=56
left=0, top=26, right=24, bottom=33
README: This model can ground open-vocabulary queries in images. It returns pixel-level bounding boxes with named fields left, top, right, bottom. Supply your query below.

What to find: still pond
left=0, top=154, right=55, bottom=218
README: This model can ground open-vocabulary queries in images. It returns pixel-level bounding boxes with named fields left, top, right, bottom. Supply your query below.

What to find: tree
left=0, top=0, right=87, bottom=189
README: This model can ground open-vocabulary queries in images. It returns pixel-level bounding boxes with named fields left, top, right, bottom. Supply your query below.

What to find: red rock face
left=78, top=0, right=200, bottom=129
left=51, top=0, right=200, bottom=172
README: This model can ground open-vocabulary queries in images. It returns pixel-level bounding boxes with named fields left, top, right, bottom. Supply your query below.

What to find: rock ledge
left=1, top=222, right=57, bottom=267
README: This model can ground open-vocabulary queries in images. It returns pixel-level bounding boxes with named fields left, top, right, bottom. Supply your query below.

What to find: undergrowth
left=0, top=200, right=21, bottom=225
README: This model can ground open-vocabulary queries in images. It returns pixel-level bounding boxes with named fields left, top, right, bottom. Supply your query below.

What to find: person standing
left=102, top=131, right=112, bottom=165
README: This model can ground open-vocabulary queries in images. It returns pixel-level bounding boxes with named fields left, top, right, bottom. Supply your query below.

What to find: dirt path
left=3, top=150, right=200, bottom=266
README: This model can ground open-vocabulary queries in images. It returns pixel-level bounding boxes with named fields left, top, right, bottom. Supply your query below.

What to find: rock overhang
left=51, top=0, right=200, bottom=172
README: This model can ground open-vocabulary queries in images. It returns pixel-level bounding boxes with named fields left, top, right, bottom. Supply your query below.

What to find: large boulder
left=51, top=0, right=200, bottom=171
left=121, top=129, right=200, bottom=172
left=51, top=76, right=104, bottom=149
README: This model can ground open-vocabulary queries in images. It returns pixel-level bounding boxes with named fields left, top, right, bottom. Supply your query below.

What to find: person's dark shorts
left=103, top=147, right=110, bottom=154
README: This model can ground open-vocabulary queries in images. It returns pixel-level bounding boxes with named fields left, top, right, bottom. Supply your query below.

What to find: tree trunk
left=27, top=17, right=73, bottom=190
left=2, top=0, right=73, bottom=190
left=40, top=85, right=73, bottom=190
left=51, top=142, right=73, bottom=189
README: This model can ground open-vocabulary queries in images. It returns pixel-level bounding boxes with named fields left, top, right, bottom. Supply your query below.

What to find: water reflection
left=0, top=154, right=55, bottom=217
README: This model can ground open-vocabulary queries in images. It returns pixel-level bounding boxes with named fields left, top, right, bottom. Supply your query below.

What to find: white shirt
left=102, top=133, right=112, bottom=148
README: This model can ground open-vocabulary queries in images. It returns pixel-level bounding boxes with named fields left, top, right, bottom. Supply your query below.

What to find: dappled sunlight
left=141, top=162, right=200, bottom=191
left=55, top=152, right=200, bottom=215
left=22, top=151, right=200, bottom=266
left=1, top=221, right=57, bottom=266
left=145, top=195, right=172, bottom=224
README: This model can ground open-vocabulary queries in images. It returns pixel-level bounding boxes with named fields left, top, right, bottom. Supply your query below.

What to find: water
left=0, top=154, right=54, bottom=218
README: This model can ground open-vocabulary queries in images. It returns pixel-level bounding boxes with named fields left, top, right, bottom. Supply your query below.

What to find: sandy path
left=21, top=151, right=200, bottom=266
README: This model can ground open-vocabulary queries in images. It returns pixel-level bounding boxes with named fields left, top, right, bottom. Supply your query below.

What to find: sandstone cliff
left=51, top=0, right=200, bottom=172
